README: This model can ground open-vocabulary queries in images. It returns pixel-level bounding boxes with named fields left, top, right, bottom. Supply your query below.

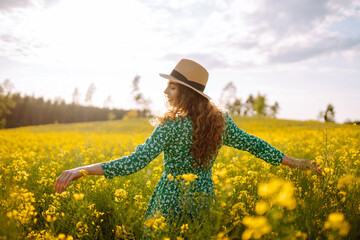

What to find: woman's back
left=101, top=113, right=284, bottom=223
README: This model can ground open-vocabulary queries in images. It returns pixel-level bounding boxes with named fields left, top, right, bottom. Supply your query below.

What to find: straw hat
left=159, top=59, right=210, bottom=100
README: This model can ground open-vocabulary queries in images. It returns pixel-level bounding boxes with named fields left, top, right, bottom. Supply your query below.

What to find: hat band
left=171, top=70, right=205, bottom=92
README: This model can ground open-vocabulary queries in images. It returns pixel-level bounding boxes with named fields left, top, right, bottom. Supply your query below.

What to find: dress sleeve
left=101, top=121, right=174, bottom=179
left=223, top=113, right=284, bottom=166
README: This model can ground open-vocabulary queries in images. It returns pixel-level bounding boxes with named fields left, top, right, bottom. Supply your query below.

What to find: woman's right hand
left=281, top=154, right=322, bottom=174
left=54, top=168, right=83, bottom=193
left=297, top=158, right=322, bottom=174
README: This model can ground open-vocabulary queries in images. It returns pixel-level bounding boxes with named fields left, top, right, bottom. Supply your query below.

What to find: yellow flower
left=180, top=224, right=188, bottom=234
left=294, top=230, right=307, bottom=240
left=217, top=232, right=230, bottom=240
left=258, top=178, right=296, bottom=210
left=46, top=215, right=52, bottom=222
left=255, top=201, right=269, bottom=215
left=217, top=169, right=228, bottom=178
left=181, top=173, right=198, bottom=182
left=339, top=191, right=347, bottom=202
left=153, top=166, right=162, bottom=172
left=326, top=212, right=345, bottom=226
left=258, top=179, right=282, bottom=198
left=167, top=174, right=174, bottom=181
left=242, top=216, right=271, bottom=240
left=338, top=221, right=351, bottom=236
left=115, top=225, right=128, bottom=237
left=115, top=190, right=126, bottom=202
left=6, top=211, right=13, bottom=218
left=73, top=193, right=84, bottom=200
left=150, top=216, right=166, bottom=231
left=213, top=175, right=219, bottom=185
left=146, top=180, right=151, bottom=188
left=274, top=182, right=296, bottom=210
left=134, top=194, right=143, bottom=201
left=324, top=212, right=350, bottom=236
left=324, top=167, right=332, bottom=174
left=57, top=233, right=66, bottom=239
left=79, top=170, right=88, bottom=177
left=76, top=221, right=82, bottom=228
left=337, top=174, right=355, bottom=189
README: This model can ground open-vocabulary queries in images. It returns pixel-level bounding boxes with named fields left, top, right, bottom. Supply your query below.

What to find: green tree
left=269, top=101, right=280, bottom=118
left=131, top=76, right=152, bottom=117
left=244, top=94, right=254, bottom=116
left=227, top=98, right=242, bottom=115
left=319, top=104, right=335, bottom=122
left=253, top=93, right=267, bottom=116
left=0, top=80, right=15, bottom=128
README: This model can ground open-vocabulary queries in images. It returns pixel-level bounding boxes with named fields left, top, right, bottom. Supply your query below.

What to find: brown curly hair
left=154, top=83, right=225, bottom=168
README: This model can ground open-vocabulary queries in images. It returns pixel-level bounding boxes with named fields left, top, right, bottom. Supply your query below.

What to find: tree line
left=0, top=77, right=156, bottom=129
left=219, top=82, right=349, bottom=124
left=2, top=93, right=130, bottom=129
left=219, top=82, right=280, bottom=117
left=1, top=78, right=354, bottom=129
left=0, top=80, right=131, bottom=129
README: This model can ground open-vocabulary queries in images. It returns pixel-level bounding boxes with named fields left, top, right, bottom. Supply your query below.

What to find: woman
left=54, top=59, right=322, bottom=232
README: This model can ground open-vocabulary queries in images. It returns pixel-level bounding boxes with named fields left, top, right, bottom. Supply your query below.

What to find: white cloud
left=0, top=0, right=359, bottom=122
left=0, top=0, right=33, bottom=10
left=215, top=0, right=360, bottom=66
left=2, top=0, right=359, bottom=68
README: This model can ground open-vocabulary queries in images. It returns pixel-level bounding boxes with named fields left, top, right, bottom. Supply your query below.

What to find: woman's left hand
left=54, top=168, right=83, bottom=193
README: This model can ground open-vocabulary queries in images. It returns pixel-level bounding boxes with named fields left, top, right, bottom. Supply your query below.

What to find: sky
left=0, top=0, right=359, bottom=123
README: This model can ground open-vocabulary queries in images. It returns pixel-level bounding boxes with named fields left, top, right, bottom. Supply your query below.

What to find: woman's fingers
left=54, top=171, right=66, bottom=192
left=310, top=161, right=322, bottom=174
left=55, top=171, right=66, bottom=193
left=62, top=172, right=77, bottom=191
left=55, top=170, right=73, bottom=193
left=298, top=159, right=322, bottom=175
left=58, top=173, right=70, bottom=193
left=55, top=169, right=83, bottom=193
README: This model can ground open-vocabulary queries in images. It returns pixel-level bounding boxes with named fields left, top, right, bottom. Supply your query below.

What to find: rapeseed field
left=0, top=116, right=359, bottom=239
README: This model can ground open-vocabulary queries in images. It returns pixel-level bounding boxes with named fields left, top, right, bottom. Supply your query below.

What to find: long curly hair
left=154, top=83, right=225, bottom=168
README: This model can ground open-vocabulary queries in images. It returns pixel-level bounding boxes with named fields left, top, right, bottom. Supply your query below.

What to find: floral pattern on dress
left=101, top=113, right=284, bottom=221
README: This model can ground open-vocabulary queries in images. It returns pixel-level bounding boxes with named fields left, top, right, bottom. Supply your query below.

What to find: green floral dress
left=101, top=113, right=283, bottom=222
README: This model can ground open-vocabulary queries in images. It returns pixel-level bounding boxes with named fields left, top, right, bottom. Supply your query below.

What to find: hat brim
left=159, top=73, right=211, bottom=100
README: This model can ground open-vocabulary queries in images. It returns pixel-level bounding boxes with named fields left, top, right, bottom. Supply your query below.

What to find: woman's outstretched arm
left=223, top=113, right=284, bottom=166
left=54, top=120, right=174, bottom=193
left=223, top=114, right=322, bottom=174
left=54, top=163, right=104, bottom=193
left=281, top=154, right=322, bottom=174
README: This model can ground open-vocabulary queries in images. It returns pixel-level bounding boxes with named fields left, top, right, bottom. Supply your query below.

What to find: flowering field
left=1, top=116, right=359, bottom=239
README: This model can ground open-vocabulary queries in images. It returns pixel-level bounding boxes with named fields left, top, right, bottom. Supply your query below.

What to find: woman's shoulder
left=153, top=115, right=187, bottom=129
left=223, top=111, right=233, bottom=123
left=222, top=112, right=239, bottom=131
left=223, top=111, right=230, bottom=118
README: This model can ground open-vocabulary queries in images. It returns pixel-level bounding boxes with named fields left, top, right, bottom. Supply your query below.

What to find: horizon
left=3, top=86, right=357, bottom=125
left=0, top=0, right=359, bottom=123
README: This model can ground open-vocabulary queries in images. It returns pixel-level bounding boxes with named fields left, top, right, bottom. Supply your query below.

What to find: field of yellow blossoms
left=1, top=116, right=359, bottom=239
